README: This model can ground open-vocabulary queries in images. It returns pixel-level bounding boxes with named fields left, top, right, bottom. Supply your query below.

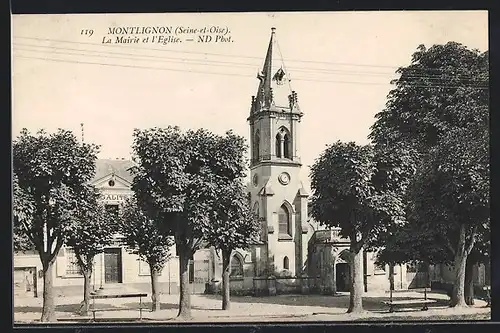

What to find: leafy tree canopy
left=64, top=185, right=117, bottom=271
left=13, top=172, right=35, bottom=252
left=130, top=126, right=247, bottom=252
left=203, top=179, right=260, bottom=254
left=12, top=128, right=99, bottom=262
left=369, top=42, right=488, bottom=151
left=310, top=141, right=409, bottom=251
left=368, top=42, right=489, bottom=270
left=120, top=197, right=174, bottom=273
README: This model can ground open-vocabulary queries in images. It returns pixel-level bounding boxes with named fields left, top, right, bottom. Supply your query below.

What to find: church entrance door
left=336, top=263, right=350, bottom=292
left=104, top=248, right=123, bottom=284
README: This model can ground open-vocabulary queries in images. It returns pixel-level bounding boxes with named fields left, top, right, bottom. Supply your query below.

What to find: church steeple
left=248, top=28, right=304, bottom=168
left=245, top=31, right=309, bottom=283
left=249, top=28, right=301, bottom=116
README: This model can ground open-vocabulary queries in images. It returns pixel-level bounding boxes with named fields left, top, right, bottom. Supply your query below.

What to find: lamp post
left=100, top=248, right=104, bottom=290
left=422, top=263, right=429, bottom=311
left=93, top=256, right=96, bottom=292
left=168, top=259, right=171, bottom=295
left=389, top=263, right=394, bottom=304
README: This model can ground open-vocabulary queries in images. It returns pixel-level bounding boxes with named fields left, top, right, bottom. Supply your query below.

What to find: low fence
left=205, top=276, right=320, bottom=296
left=431, top=280, right=490, bottom=299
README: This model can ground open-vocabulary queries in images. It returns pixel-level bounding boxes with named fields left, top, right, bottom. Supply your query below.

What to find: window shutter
left=56, top=248, right=66, bottom=277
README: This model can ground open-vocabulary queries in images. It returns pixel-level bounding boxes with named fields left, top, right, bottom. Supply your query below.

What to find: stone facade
left=13, top=159, right=185, bottom=298
left=306, top=229, right=408, bottom=294
left=204, top=28, right=407, bottom=296
left=429, top=262, right=490, bottom=293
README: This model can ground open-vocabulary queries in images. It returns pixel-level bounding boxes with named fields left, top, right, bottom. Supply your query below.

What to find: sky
left=11, top=11, right=488, bottom=190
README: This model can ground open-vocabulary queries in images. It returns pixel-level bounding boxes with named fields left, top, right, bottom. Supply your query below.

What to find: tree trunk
left=149, top=262, right=161, bottom=311
left=464, top=256, right=475, bottom=306
left=389, top=264, right=395, bottom=291
left=221, top=250, right=231, bottom=310
left=177, top=248, right=192, bottom=319
left=450, top=225, right=468, bottom=308
left=347, top=249, right=363, bottom=313
left=80, top=267, right=92, bottom=316
left=40, top=261, right=56, bottom=322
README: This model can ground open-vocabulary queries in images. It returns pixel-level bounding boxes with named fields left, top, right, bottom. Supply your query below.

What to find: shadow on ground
left=15, top=302, right=124, bottom=314
left=15, top=301, right=209, bottom=315
left=355, top=312, right=491, bottom=321
left=120, top=301, right=208, bottom=311
left=198, top=291, right=452, bottom=313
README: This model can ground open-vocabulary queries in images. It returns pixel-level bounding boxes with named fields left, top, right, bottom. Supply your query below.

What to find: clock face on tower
left=278, top=172, right=291, bottom=185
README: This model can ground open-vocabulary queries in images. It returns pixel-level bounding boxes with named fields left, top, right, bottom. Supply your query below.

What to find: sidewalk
left=14, top=290, right=491, bottom=323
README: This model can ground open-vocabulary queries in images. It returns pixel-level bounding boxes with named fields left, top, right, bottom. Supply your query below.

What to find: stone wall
left=430, top=262, right=490, bottom=288
left=206, top=276, right=314, bottom=296
left=307, top=233, right=409, bottom=293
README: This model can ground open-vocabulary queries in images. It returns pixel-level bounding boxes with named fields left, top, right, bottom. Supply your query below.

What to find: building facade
left=14, top=159, right=184, bottom=298
left=14, top=29, right=489, bottom=300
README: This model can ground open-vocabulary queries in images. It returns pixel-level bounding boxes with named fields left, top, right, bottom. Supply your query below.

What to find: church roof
left=91, top=158, right=136, bottom=184
left=250, top=28, right=301, bottom=116
left=297, top=181, right=309, bottom=197
left=258, top=178, right=275, bottom=196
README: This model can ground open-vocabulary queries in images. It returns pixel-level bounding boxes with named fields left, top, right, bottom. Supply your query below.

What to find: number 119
left=81, top=29, right=94, bottom=37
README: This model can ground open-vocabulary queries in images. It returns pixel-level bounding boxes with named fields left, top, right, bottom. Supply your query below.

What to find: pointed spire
left=262, top=27, right=276, bottom=87
left=254, top=28, right=276, bottom=111
left=250, top=28, right=301, bottom=116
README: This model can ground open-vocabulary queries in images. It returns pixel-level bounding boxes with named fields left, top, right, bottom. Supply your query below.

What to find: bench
left=89, top=292, right=149, bottom=321
left=383, top=299, right=438, bottom=313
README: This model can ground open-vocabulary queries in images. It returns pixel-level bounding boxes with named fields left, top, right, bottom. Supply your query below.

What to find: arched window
left=230, top=254, right=243, bottom=277
left=278, top=204, right=291, bottom=236
left=253, top=130, right=260, bottom=161
left=283, top=256, right=290, bottom=270
left=283, top=134, right=291, bottom=159
left=276, top=127, right=291, bottom=159
left=252, top=202, right=259, bottom=219
left=275, top=133, right=282, bottom=158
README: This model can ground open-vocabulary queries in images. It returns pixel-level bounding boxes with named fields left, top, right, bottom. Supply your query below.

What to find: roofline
left=90, top=173, right=132, bottom=186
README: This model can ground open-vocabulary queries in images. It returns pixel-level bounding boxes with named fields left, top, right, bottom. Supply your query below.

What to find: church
left=13, top=28, right=489, bottom=300
left=203, top=28, right=489, bottom=296
left=204, top=28, right=408, bottom=296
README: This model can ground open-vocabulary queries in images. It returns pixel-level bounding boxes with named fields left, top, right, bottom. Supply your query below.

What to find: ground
left=14, top=288, right=490, bottom=323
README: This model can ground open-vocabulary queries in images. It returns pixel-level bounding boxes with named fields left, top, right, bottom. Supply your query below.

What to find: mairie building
left=13, top=29, right=489, bottom=300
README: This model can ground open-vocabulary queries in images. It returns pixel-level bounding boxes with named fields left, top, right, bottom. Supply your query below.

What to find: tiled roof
left=91, top=158, right=136, bottom=183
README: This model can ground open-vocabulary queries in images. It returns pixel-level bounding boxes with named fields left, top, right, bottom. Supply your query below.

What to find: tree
left=369, top=42, right=489, bottom=307
left=203, top=179, right=260, bottom=310
left=370, top=43, right=488, bottom=151
left=13, top=172, right=35, bottom=253
left=119, top=197, right=175, bottom=311
left=310, top=141, right=407, bottom=313
left=464, top=224, right=490, bottom=305
left=13, top=129, right=99, bottom=322
left=374, top=208, right=489, bottom=305
left=408, top=125, right=488, bottom=307
left=130, top=126, right=247, bottom=319
left=64, top=186, right=116, bottom=316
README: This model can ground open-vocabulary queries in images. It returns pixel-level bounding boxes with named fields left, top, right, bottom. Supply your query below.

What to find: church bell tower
left=247, top=28, right=309, bottom=284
